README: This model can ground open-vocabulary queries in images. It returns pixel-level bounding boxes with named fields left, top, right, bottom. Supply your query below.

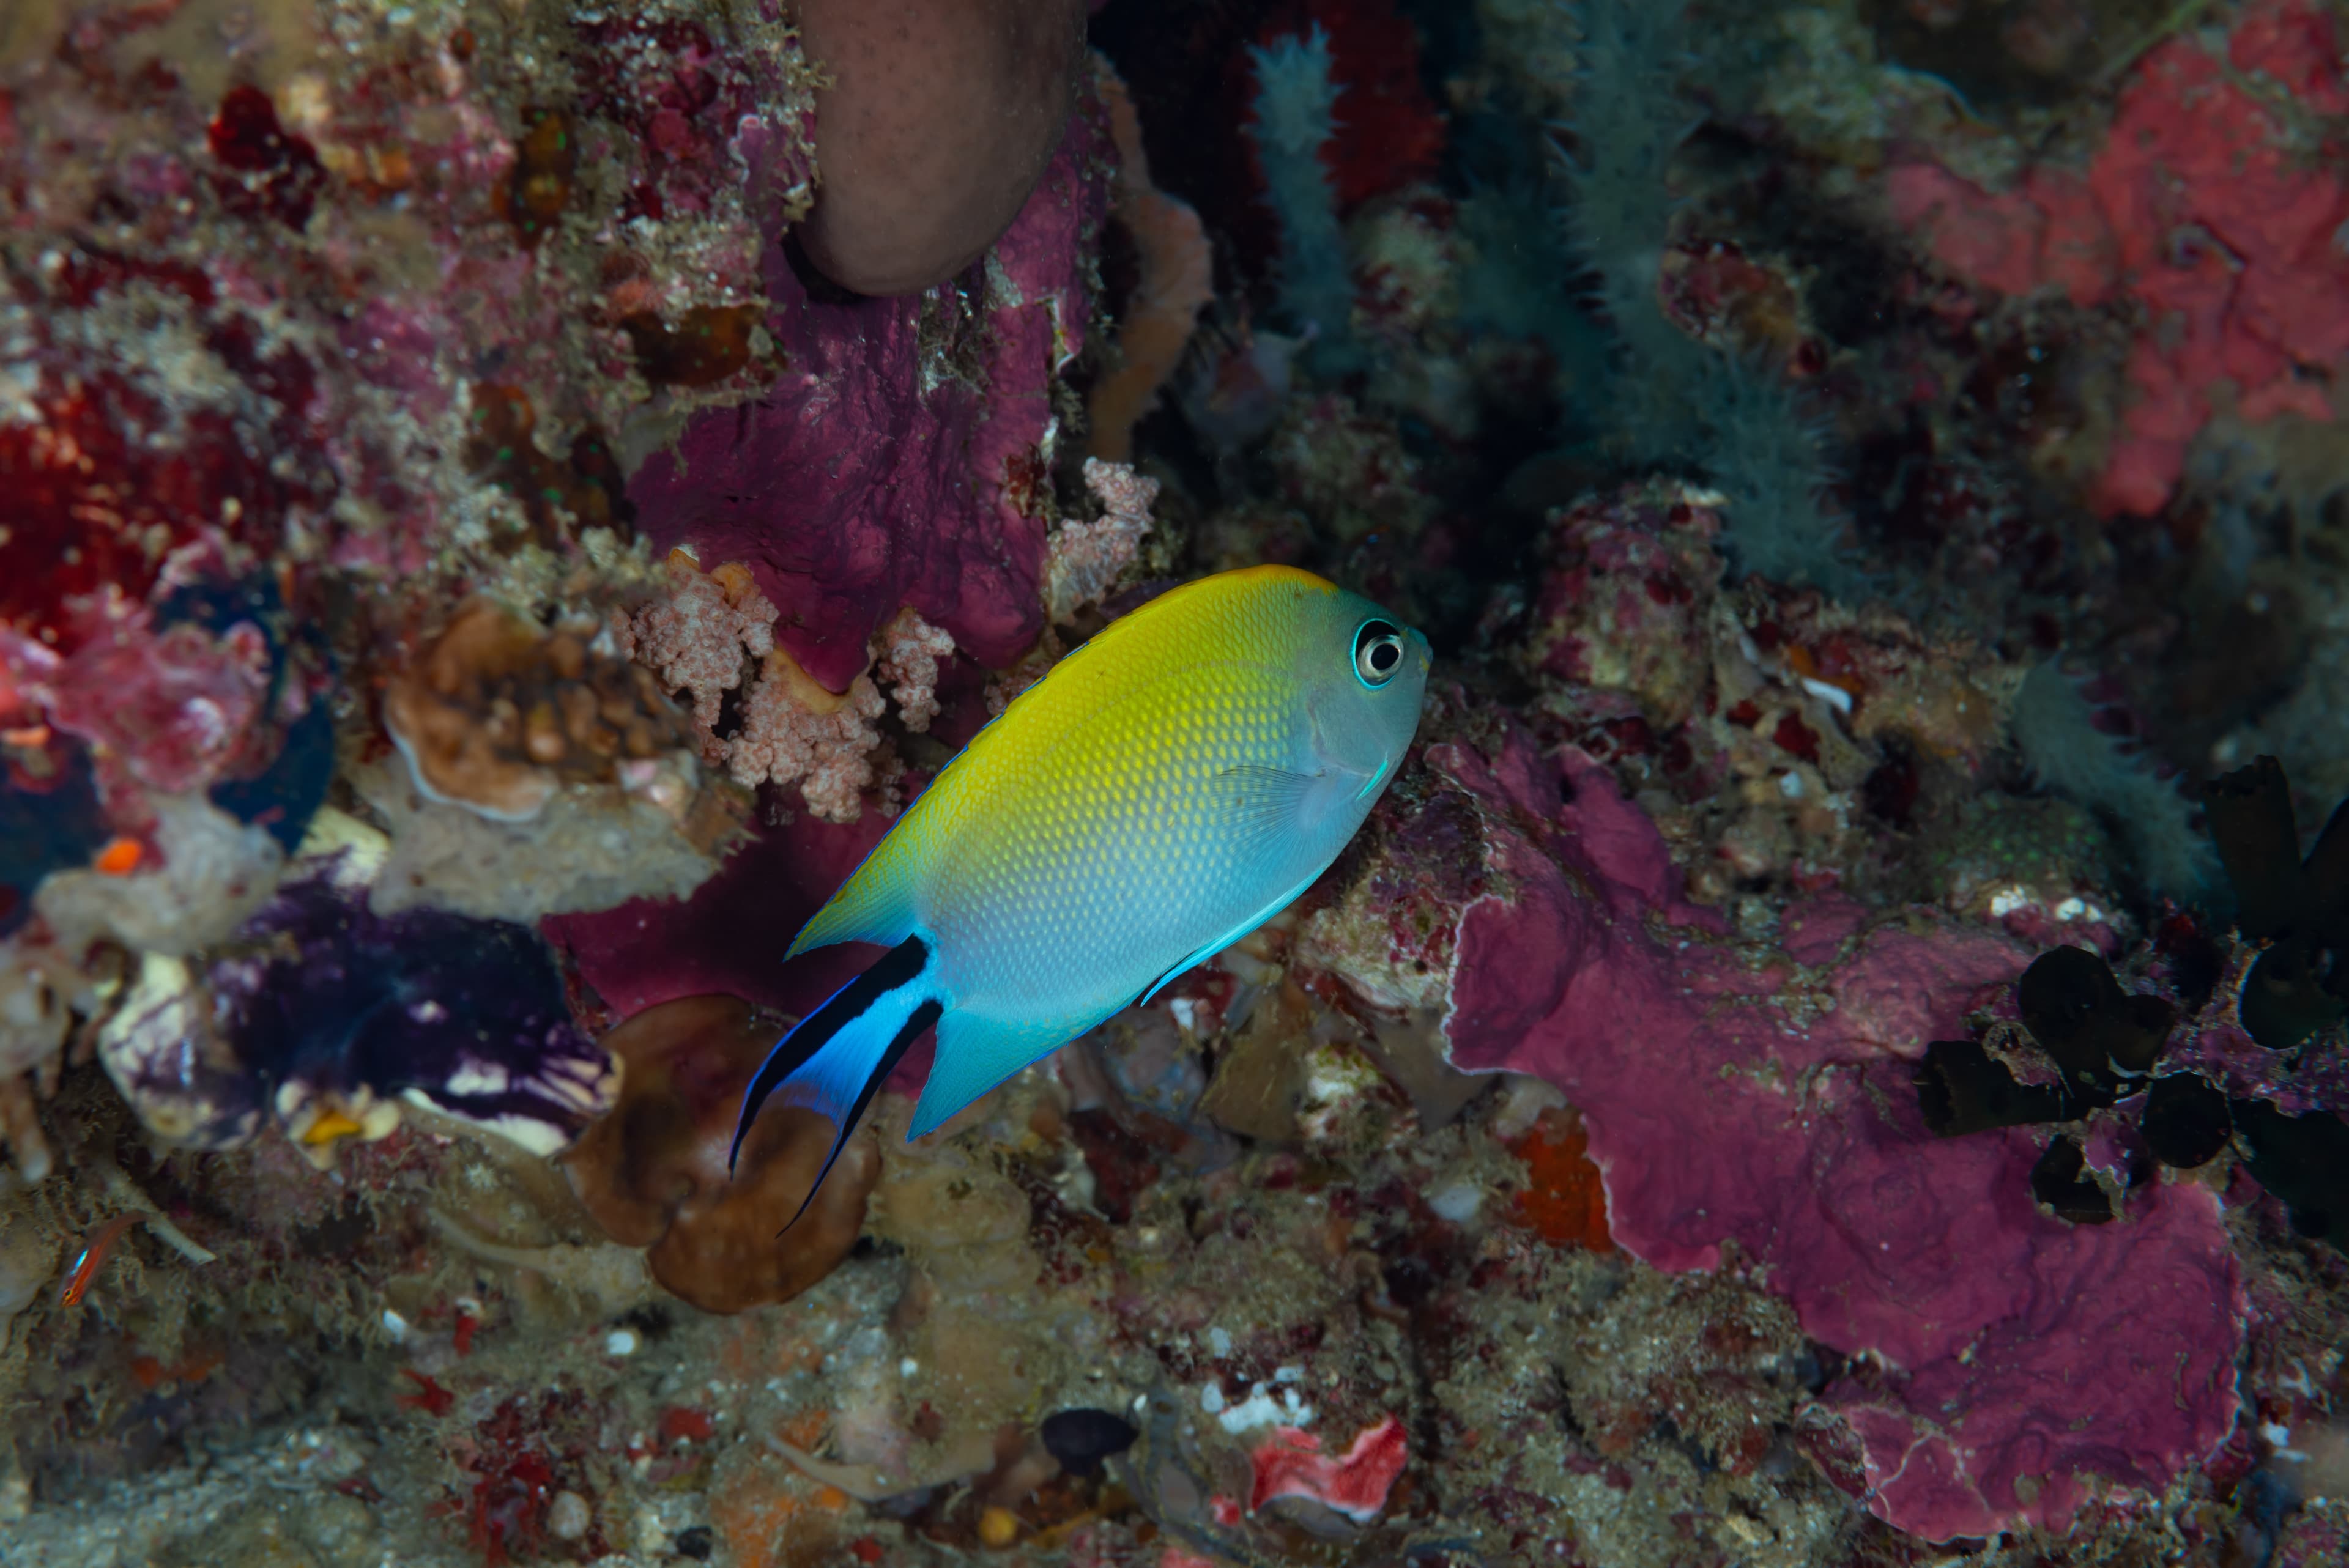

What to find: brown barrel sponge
left=793, top=0, right=1089, bottom=297
left=565, top=994, right=876, bottom=1314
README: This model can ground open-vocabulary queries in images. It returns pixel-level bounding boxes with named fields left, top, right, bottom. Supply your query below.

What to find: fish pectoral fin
left=1206, top=763, right=1321, bottom=847
left=1211, top=761, right=1371, bottom=846
left=1138, top=865, right=1328, bottom=1008
left=731, top=935, right=941, bottom=1233
left=907, top=1011, right=1071, bottom=1142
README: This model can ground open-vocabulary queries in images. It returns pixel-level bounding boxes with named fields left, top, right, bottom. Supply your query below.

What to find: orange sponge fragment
left=1511, top=1106, right=1612, bottom=1252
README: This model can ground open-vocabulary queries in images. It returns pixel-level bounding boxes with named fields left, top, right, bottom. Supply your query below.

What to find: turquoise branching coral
left=1247, top=25, right=1363, bottom=377
left=2011, top=660, right=2225, bottom=908
left=1557, top=0, right=1860, bottom=598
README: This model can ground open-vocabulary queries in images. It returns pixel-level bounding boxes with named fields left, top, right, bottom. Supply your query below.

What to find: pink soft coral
left=1046, top=459, right=1159, bottom=624
left=872, top=607, right=956, bottom=734
left=725, top=650, right=886, bottom=823
left=626, top=555, right=777, bottom=751
left=626, top=558, right=959, bottom=821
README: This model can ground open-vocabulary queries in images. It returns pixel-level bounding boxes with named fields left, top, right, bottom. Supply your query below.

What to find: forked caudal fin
left=729, top=934, right=941, bottom=1234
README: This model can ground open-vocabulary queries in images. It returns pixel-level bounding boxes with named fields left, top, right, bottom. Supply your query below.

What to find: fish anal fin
left=907, top=1010, right=1073, bottom=1142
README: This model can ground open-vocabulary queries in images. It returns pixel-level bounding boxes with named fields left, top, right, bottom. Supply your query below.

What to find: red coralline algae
left=1247, top=1415, right=1409, bottom=1522
left=1406, top=733, right=2244, bottom=1541
left=1516, top=495, right=1719, bottom=726
left=624, top=80, right=1113, bottom=692
left=0, top=273, right=304, bottom=652
left=544, top=804, right=894, bottom=1030
left=207, top=84, right=326, bottom=231
left=1888, top=0, right=2349, bottom=516
left=462, top=1395, right=568, bottom=1566
left=1658, top=240, right=1820, bottom=376
left=398, top=1369, right=456, bottom=1418
left=35, top=609, right=272, bottom=798
left=659, top=1405, right=717, bottom=1444
left=573, top=12, right=774, bottom=224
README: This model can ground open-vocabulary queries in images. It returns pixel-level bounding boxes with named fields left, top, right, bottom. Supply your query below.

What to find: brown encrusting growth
left=499, top=105, right=577, bottom=246
left=1510, top=1106, right=1614, bottom=1252
left=383, top=601, right=696, bottom=821
left=464, top=384, right=636, bottom=545
left=1086, top=61, right=1212, bottom=464
left=565, top=994, right=877, bottom=1314
left=620, top=303, right=773, bottom=387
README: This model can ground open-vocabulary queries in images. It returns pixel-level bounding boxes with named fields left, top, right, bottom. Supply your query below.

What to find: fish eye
left=1353, top=619, right=1406, bottom=688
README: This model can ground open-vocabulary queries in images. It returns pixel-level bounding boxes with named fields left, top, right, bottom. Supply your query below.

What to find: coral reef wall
left=7, top=0, right=2349, bottom=1566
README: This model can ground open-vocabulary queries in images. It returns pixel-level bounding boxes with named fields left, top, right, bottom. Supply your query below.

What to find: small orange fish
left=58, top=1213, right=142, bottom=1307
left=94, top=837, right=144, bottom=876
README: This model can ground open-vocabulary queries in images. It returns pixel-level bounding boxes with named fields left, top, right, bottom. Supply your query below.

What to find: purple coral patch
left=1428, top=734, right=2245, bottom=1541
left=542, top=805, right=888, bottom=1023
left=626, top=92, right=1112, bottom=691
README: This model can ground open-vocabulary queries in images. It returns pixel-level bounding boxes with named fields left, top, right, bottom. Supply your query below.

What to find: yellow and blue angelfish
left=729, top=565, right=1431, bottom=1218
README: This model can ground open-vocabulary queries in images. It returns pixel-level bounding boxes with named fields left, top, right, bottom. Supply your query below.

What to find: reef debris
left=96, top=873, right=614, bottom=1161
